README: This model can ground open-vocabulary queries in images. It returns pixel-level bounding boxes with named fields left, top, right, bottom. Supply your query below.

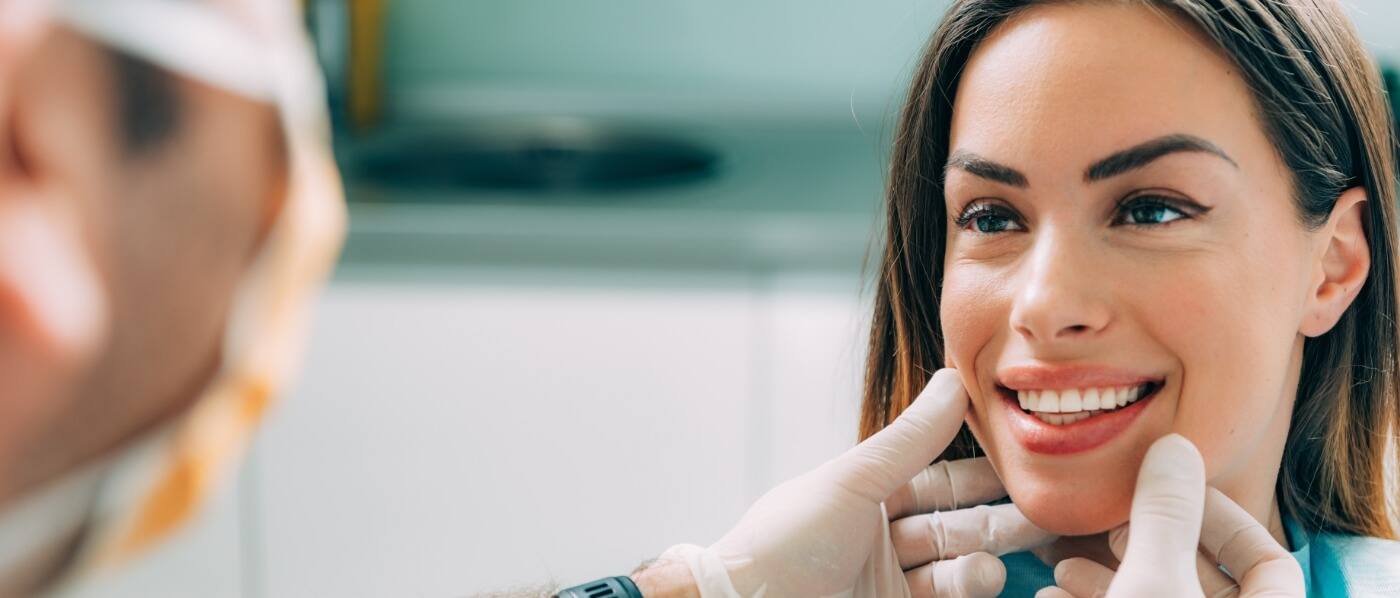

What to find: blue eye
left=1118, top=196, right=1190, bottom=226
left=972, top=213, right=1016, bottom=233
left=954, top=203, right=1024, bottom=233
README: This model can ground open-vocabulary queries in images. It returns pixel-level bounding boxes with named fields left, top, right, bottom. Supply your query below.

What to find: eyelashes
left=954, top=203, right=1020, bottom=233
left=951, top=192, right=1212, bottom=234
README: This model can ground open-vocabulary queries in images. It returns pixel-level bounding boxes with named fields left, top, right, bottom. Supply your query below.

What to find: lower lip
left=1001, top=386, right=1159, bottom=455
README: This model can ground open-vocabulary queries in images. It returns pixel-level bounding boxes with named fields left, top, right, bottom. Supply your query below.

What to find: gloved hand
left=888, top=456, right=1055, bottom=598
left=661, top=368, right=1054, bottom=598
left=1037, top=434, right=1305, bottom=598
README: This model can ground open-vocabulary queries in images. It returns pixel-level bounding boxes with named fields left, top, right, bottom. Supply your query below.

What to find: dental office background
left=84, top=2, right=1400, bottom=597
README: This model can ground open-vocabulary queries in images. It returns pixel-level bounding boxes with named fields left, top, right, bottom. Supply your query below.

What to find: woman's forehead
left=946, top=2, right=1266, bottom=176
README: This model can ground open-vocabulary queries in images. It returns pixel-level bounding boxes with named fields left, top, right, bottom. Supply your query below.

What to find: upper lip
left=996, top=363, right=1162, bottom=391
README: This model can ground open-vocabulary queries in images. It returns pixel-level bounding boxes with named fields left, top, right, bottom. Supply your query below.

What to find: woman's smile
left=996, top=379, right=1163, bottom=454
left=985, top=363, right=1167, bottom=455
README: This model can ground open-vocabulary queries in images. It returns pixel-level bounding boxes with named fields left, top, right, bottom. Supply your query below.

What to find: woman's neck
left=1210, top=446, right=1291, bottom=549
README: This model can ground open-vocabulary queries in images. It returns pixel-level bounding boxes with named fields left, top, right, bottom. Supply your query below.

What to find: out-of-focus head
left=0, top=0, right=343, bottom=524
left=861, top=0, right=1399, bottom=539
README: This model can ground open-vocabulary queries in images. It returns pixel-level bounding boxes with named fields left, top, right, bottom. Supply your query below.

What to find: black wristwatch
left=554, top=575, right=644, bottom=598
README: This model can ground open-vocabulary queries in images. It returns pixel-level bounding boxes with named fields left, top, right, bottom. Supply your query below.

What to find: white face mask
left=49, top=0, right=346, bottom=568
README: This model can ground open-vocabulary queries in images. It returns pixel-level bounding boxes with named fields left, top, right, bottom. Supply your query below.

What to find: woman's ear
left=1300, top=186, right=1370, bottom=337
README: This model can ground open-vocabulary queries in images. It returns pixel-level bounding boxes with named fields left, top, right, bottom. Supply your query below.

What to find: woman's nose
left=1007, top=233, right=1113, bottom=345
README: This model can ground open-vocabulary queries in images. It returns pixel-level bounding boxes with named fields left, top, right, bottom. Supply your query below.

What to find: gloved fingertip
left=968, top=552, right=1006, bottom=593
left=1052, top=558, right=1069, bottom=584
left=1051, top=557, right=1084, bottom=586
left=1107, top=525, right=1129, bottom=560
left=922, top=368, right=969, bottom=404
left=1140, top=434, right=1203, bottom=481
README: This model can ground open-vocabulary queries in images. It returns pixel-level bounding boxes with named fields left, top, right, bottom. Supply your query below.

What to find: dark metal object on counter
left=347, top=117, right=720, bottom=194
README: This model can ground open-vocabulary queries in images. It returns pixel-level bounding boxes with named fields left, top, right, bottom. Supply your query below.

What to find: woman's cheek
left=939, top=265, right=1007, bottom=362
left=940, top=265, right=1008, bottom=425
left=1129, top=268, right=1227, bottom=470
left=1138, top=264, right=1296, bottom=483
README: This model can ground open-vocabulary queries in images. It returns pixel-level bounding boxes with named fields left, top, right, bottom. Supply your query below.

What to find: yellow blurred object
left=349, top=0, right=385, bottom=132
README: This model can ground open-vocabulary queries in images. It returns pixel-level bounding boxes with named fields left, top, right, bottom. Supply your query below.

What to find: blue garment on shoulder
left=996, top=517, right=1400, bottom=597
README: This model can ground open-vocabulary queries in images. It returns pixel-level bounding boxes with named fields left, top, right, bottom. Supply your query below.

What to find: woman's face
left=940, top=3, right=1317, bottom=535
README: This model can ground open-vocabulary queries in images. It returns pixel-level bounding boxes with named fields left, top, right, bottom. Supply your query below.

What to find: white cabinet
left=244, top=266, right=868, bottom=596
left=763, top=272, right=872, bottom=485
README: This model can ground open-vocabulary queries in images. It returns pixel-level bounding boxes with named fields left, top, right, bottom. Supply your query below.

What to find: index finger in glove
left=1112, top=526, right=1239, bottom=597
left=1199, top=487, right=1304, bottom=597
left=1052, top=557, right=1116, bottom=598
left=893, top=503, right=1056, bottom=569
left=906, top=552, right=1006, bottom=598
left=828, top=368, right=970, bottom=503
left=1112, top=434, right=1206, bottom=591
left=887, top=457, right=1008, bottom=520
left=1114, top=434, right=1204, bottom=562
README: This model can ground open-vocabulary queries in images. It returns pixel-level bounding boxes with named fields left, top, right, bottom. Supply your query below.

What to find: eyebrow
left=1084, top=134, right=1237, bottom=182
left=944, top=151, right=1029, bottom=187
left=943, top=133, right=1237, bottom=188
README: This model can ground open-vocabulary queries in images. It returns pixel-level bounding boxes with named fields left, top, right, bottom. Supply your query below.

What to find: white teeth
left=1024, top=390, right=1039, bottom=412
left=1082, top=388, right=1100, bottom=410
left=1034, top=411, right=1093, bottom=425
left=1060, top=389, right=1082, bottom=412
left=1015, top=383, right=1155, bottom=423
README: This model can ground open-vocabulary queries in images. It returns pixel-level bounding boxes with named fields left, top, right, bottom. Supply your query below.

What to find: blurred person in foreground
left=0, top=0, right=344, bottom=594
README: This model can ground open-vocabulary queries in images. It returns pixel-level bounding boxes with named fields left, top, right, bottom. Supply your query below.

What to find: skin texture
left=0, top=21, right=285, bottom=505
left=937, top=1, right=1370, bottom=547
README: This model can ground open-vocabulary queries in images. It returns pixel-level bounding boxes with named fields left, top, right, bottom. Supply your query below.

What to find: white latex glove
left=888, top=457, right=1054, bottom=598
left=1038, top=434, right=1305, bottom=598
left=662, top=368, right=1055, bottom=598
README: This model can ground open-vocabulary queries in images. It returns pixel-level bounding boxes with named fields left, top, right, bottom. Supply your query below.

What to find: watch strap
left=555, top=575, right=644, bottom=598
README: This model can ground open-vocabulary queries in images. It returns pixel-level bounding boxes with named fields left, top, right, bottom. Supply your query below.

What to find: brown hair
left=859, top=0, right=1400, bottom=538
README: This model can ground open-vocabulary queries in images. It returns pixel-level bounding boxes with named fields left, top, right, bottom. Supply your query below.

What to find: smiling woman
left=860, top=0, right=1399, bottom=592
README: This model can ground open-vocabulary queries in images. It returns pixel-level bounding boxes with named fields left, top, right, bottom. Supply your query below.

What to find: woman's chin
left=1007, top=477, right=1134, bottom=537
